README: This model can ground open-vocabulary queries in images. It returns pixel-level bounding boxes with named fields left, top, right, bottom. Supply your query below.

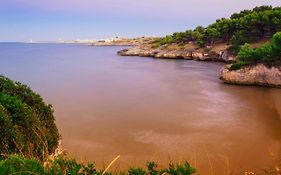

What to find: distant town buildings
left=59, top=37, right=122, bottom=44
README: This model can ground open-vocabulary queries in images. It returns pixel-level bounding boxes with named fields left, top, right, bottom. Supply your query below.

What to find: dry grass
left=102, top=155, right=121, bottom=175
left=163, top=43, right=198, bottom=51
left=250, top=38, right=271, bottom=48
left=210, top=42, right=230, bottom=53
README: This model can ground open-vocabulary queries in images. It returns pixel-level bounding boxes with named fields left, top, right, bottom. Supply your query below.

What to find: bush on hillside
left=230, top=31, right=281, bottom=70
left=0, top=155, right=196, bottom=175
left=0, top=76, right=59, bottom=161
left=272, top=31, right=281, bottom=56
left=237, top=43, right=255, bottom=62
left=237, top=32, right=281, bottom=62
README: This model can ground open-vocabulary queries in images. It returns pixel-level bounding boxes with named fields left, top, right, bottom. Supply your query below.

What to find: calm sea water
left=0, top=43, right=280, bottom=174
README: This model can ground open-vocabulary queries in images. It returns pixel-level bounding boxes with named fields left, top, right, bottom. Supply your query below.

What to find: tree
left=230, top=10, right=252, bottom=19
left=204, top=28, right=220, bottom=45
left=254, top=43, right=273, bottom=61
left=237, top=43, right=255, bottom=62
left=253, top=5, right=272, bottom=12
left=155, top=6, right=281, bottom=49
left=272, top=31, right=281, bottom=57
left=236, top=31, right=281, bottom=65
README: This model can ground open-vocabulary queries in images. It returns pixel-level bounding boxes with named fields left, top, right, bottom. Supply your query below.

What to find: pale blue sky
left=0, top=0, right=281, bottom=42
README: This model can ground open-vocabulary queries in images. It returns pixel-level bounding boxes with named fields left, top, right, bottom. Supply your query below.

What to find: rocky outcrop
left=192, top=51, right=220, bottom=61
left=220, top=51, right=236, bottom=62
left=118, top=45, right=236, bottom=63
left=220, top=63, right=281, bottom=87
left=154, top=50, right=192, bottom=59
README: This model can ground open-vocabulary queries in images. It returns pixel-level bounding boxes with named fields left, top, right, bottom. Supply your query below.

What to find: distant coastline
left=89, top=37, right=157, bottom=46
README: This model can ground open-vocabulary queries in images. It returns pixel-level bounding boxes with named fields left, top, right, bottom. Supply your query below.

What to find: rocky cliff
left=220, top=63, right=281, bottom=87
left=118, top=44, right=236, bottom=63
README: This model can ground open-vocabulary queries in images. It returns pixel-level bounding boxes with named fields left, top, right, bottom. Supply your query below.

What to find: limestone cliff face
left=118, top=46, right=236, bottom=62
left=220, top=64, right=281, bottom=87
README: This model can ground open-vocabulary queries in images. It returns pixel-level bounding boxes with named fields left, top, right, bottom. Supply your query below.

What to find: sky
left=0, top=0, right=281, bottom=42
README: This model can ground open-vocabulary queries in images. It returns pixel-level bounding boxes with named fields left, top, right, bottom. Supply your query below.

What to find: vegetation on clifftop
left=154, top=6, right=281, bottom=53
left=230, top=31, right=281, bottom=70
left=0, top=76, right=59, bottom=161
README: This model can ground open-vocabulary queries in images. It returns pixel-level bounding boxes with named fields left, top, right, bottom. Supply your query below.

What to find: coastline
left=220, top=63, right=281, bottom=88
left=117, top=43, right=236, bottom=63
left=116, top=42, right=281, bottom=88
left=91, top=37, right=157, bottom=46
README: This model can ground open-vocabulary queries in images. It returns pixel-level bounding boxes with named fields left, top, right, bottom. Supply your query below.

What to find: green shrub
left=0, top=155, right=46, bottom=175
left=235, top=31, right=281, bottom=66
left=272, top=31, right=281, bottom=57
left=0, top=76, right=59, bottom=160
left=128, top=168, right=146, bottom=175
left=146, top=162, right=159, bottom=175
left=254, top=43, right=273, bottom=61
left=0, top=105, right=13, bottom=158
left=0, top=156, right=196, bottom=175
left=158, top=35, right=175, bottom=45
left=229, top=61, right=249, bottom=71
left=229, top=31, right=250, bottom=54
left=0, top=93, right=43, bottom=158
left=166, top=162, right=196, bottom=175
left=237, top=43, right=255, bottom=62
left=48, top=156, right=98, bottom=175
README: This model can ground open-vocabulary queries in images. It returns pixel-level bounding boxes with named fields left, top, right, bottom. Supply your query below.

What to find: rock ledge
left=220, top=63, right=281, bottom=87
left=117, top=45, right=236, bottom=63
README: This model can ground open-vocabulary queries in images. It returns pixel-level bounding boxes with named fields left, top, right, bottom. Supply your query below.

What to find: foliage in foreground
left=230, top=31, right=281, bottom=70
left=0, top=155, right=196, bottom=175
left=0, top=76, right=59, bottom=161
left=154, top=6, right=281, bottom=52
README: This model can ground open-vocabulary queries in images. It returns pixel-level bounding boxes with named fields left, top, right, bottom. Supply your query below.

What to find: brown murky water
left=0, top=43, right=280, bottom=174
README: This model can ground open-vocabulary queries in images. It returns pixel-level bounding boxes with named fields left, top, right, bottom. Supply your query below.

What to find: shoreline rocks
left=44, top=140, right=66, bottom=166
left=220, top=64, right=281, bottom=88
left=117, top=45, right=236, bottom=63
